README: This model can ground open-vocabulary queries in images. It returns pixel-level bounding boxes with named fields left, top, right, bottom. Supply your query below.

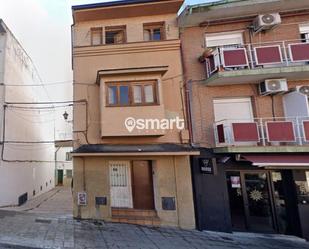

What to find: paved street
left=0, top=187, right=307, bottom=248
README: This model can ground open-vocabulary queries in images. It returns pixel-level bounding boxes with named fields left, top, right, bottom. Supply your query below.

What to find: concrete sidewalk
left=0, top=188, right=307, bottom=249
left=0, top=210, right=307, bottom=249
left=0, top=187, right=73, bottom=218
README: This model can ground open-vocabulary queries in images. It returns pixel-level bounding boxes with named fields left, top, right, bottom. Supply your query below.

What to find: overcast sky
left=0, top=0, right=215, bottom=102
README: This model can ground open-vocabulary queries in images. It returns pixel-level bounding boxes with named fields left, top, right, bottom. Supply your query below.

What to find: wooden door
left=132, top=161, right=154, bottom=210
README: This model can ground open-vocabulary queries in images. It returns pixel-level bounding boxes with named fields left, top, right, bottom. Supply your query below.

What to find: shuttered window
left=206, top=32, right=244, bottom=47
left=299, top=24, right=309, bottom=34
left=91, top=27, right=103, bottom=46
left=213, top=98, right=253, bottom=122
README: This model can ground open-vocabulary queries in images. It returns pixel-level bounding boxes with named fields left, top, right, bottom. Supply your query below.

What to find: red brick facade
left=180, top=14, right=309, bottom=147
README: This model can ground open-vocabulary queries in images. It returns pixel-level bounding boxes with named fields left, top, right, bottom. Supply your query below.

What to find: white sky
left=0, top=0, right=216, bottom=137
left=0, top=0, right=215, bottom=102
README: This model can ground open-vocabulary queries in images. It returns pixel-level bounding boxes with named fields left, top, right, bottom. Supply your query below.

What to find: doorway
left=226, top=171, right=275, bottom=233
left=109, top=160, right=155, bottom=210
left=57, top=169, right=63, bottom=186
left=132, top=161, right=155, bottom=210
left=110, top=161, right=133, bottom=208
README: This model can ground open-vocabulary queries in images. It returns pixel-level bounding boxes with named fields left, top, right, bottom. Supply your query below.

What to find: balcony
left=204, top=40, right=309, bottom=86
left=213, top=117, right=309, bottom=153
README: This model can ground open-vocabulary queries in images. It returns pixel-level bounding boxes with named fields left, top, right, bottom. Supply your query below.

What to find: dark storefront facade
left=191, top=151, right=309, bottom=240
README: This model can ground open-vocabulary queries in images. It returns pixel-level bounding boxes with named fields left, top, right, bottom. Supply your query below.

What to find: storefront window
left=293, top=170, right=309, bottom=205
left=272, top=171, right=288, bottom=234
left=295, top=179, right=309, bottom=205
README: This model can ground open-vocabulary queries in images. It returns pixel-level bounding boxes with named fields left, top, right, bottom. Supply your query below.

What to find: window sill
left=106, top=103, right=160, bottom=108
left=75, top=39, right=173, bottom=48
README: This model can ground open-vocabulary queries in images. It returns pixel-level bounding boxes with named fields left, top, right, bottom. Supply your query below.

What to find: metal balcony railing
left=205, top=39, right=309, bottom=78
left=214, top=116, right=309, bottom=147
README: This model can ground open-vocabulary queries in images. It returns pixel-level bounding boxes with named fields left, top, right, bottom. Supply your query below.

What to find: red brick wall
left=180, top=14, right=309, bottom=147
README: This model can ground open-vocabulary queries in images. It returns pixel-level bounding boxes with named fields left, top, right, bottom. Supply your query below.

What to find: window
left=66, top=152, right=72, bottom=161
left=143, top=23, right=165, bottom=41
left=299, top=24, right=309, bottom=42
left=119, top=86, right=129, bottom=105
left=105, top=26, right=126, bottom=44
left=106, top=81, right=158, bottom=106
left=133, top=85, right=142, bottom=104
left=213, top=98, right=254, bottom=122
left=205, top=31, right=244, bottom=48
left=91, top=27, right=103, bottom=46
left=66, top=169, right=73, bottom=178
left=108, top=86, right=117, bottom=105
left=144, top=85, right=154, bottom=103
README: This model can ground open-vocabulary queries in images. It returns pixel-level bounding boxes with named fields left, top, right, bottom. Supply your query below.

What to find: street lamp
left=63, top=111, right=69, bottom=121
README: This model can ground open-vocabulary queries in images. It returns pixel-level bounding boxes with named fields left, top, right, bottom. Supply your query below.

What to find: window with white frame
left=66, top=169, right=73, bottom=178
left=299, top=24, right=309, bottom=42
left=213, top=98, right=254, bottom=122
left=66, top=152, right=72, bottom=161
left=205, top=31, right=244, bottom=48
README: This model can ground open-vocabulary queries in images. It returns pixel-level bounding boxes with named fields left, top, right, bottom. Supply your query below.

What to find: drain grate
left=35, top=218, right=52, bottom=224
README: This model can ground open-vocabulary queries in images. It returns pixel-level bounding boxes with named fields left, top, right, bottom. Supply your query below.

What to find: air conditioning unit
left=259, top=79, right=288, bottom=96
left=295, top=85, right=309, bottom=97
left=253, top=13, right=281, bottom=33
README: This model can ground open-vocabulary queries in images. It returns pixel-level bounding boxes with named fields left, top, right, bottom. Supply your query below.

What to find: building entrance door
left=243, top=172, right=275, bottom=232
left=132, top=161, right=155, bottom=210
left=57, top=169, right=63, bottom=185
left=226, top=171, right=275, bottom=233
left=110, top=161, right=133, bottom=208
left=109, top=160, right=155, bottom=210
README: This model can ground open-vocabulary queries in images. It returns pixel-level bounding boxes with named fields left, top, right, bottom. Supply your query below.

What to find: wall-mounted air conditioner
left=259, top=79, right=288, bottom=96
left=253, top=13, right=281, bottom=33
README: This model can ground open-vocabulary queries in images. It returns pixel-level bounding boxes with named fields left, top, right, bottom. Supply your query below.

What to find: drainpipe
left=179, top=34, right=196, bottom=147
left=187, top=79, right=196, bottom=146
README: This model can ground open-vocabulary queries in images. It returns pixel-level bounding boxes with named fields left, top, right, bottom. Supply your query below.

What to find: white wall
left=0, top=31, right=6, bottom=84
left=56, top=146, right=73, bottom=171
left=0, top=21, right=55, bottom=206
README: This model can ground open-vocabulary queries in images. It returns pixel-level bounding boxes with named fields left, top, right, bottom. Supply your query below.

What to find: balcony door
left=214, top=98, right=254, bottom=145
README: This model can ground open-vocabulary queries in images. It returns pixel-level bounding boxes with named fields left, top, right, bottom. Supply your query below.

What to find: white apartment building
left=0, top=19, right=55, bottom=206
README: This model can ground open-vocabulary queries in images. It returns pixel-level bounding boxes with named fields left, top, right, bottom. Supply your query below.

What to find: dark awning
left=72, top=144, right=199, bottom=156
left=242, top=154, right=309, bottom=168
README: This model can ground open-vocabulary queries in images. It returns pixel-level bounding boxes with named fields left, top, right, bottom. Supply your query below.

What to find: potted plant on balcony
left=198, top=47, right=214, bottom=63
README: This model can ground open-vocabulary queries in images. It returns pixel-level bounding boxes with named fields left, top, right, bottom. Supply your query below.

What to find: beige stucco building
left=71, top=0, right=197, bottom=229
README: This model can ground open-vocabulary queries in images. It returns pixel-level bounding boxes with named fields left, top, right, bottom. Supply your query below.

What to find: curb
left=0, top=242, right=43, bottom=249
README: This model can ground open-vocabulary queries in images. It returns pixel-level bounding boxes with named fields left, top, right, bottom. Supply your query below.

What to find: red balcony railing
left=205, top=39, right=309, bottom=78
left=214, top=117, right=309, bottom=147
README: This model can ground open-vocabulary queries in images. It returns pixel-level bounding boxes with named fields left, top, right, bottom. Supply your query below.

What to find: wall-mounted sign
left=199, top=158, right=217, bottom=175
left=78, top=192, right=87, bottom=206
left=231, top=176, right=241, bottom=188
